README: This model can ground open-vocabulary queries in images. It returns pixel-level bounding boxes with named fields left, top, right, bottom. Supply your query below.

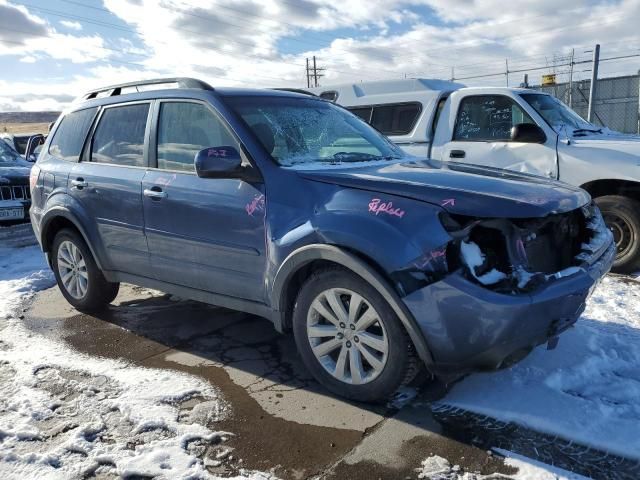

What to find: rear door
left=436, top=94, right=558, bottom=178
left=69, top=102, right=151, bottom=274
left=142, top=99, right=266, bottom=301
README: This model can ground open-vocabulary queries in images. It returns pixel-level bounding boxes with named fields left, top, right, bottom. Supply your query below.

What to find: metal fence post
left=587, top=44, right=600, bottom=123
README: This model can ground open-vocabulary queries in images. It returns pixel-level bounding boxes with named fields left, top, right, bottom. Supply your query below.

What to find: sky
left=0, top=0, right=638, bottom=111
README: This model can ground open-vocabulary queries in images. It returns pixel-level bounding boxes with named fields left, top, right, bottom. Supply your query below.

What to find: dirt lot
left=0, top=122, right=50, bottom=134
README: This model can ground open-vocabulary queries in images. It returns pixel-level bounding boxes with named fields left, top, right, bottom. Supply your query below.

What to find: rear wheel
left=293, top=268, right=417, bottom=402
left=52, top=229, right=119, bottom=312
left=595, top=195, right=640, bottom=274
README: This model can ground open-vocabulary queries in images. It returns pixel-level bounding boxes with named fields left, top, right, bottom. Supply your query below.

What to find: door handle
left=144, top=188, right=167, bottom=200
left=71, top=178, right=88, bottom=189
left=449, top=150, right=466, bottom=159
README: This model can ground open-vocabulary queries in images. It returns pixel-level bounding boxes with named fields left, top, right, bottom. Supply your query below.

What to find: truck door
left=434, top=94, right=558, bottom=178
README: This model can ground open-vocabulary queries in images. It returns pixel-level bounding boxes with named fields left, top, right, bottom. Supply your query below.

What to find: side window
left=156, top=102, right=238, bottom=172
left=48, top=108, right=97, bottom=162
left=453, top=96, right=536, bottom=141
left=91, top=104, right=149, bottom=166
left=370, top=103, right=421, bottom=135
left=348, top=107, right=373, bottom=123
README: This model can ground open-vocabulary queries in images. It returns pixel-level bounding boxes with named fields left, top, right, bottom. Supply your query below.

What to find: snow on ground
left=416, top=451, right=588, bottom=480
left=441, top=275, right=640, bottom=461
left=0, top=240, right=273, bottom=479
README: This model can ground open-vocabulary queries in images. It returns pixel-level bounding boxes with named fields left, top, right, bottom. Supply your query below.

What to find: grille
left=0, top=185, right=30, bottom=201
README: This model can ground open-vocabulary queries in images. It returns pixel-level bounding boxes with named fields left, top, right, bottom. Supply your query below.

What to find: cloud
left=60, top=20, right=82, bottom=31
left=0, top=0, right=639, bottom=111
left=0, top=2, right=48, bottom=46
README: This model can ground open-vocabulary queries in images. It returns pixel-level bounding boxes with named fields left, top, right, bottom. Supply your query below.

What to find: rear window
left=347, top=103, right=421, bottom=136
left=48, top=108, right=97, bottom=162
left=91, top=103, right=149, bottom=167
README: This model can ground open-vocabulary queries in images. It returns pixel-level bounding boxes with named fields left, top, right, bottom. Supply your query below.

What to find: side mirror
left=194, top=146, right=243, bottom=178
left=25, top=134, right=45, bottom=162
left=510, top=123, right=546, bottom=143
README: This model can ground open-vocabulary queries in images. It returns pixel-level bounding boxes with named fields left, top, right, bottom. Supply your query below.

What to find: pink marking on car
left=246, top=194, right=265, bottom=216
left=368, top=198, right=405, bottom=218
left=441, top=198, right=455, bottom=207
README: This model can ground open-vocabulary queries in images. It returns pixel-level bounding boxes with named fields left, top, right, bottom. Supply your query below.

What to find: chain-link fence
left=537, top=72, right=640, bottom=134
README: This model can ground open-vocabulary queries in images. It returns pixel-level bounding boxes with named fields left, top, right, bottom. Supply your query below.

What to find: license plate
left=0, top=207, right=24, bottom=221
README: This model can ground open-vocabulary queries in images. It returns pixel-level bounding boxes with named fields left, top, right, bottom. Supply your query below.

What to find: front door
left=69, top=102, right=151, bottom=275
left=142, top=100, right=266, bottom=302
left=437, top=94, right=558, bottom=178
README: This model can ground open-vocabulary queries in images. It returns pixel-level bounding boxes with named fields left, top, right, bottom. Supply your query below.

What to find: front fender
left=271, top=244, right=435, bottom=367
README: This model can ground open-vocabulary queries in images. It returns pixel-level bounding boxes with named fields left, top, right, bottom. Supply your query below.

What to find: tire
left=51, top=228, right=120, bottom=312
left=595, top=195, right=640, bottom=274
left=292, top=267, right=416, bottom=402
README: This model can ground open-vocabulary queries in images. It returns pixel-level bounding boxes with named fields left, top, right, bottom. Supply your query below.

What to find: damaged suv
left=30, top=78, right=615, bottom=401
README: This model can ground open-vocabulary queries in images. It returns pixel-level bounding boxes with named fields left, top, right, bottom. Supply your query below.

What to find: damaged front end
left=446, top=202, right=613, bottom=293
left=398, top=203, right=615, bottom=376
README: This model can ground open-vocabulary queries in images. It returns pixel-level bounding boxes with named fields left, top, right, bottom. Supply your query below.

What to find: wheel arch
left=271, top=244, right=434, bottom=367
left=580, top=179, right=640, bottom=202
left=40, top=207, right=105, bottom=271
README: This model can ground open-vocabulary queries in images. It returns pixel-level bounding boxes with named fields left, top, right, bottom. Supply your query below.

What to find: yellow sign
left=542, top=74, right=557, bottom=86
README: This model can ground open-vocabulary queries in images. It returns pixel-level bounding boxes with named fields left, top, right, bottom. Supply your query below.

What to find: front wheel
left=52, top=229, right=120, bottom=312
left=595, top=195, right=640, bottom=274
left=293, top=268, right=417, bottom=402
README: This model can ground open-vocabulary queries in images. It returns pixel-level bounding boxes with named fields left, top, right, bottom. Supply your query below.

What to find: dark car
left=29, top=78, right=614, bottom=401
left=0, top=139, right=32, bottom=224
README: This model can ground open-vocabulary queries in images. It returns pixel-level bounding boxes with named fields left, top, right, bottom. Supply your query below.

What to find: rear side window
left=91, top=104, right=149, bottom=167
left=156, top=102, right=238, bottom=172
left=371, top=103, right=421, bottom=135
left=48, top=108, right=97, bottom=162
left=347, top=103, right=421, bottom=135
left=453, top=95, right=536, bottom=141
left=348, top=107, right=373, bottom=123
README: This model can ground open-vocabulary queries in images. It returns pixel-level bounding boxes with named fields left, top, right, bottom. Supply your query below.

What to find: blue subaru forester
left=29, top=78, right=614, bottom=401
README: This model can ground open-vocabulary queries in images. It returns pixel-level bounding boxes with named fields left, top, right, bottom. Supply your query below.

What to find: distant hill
left=0, top=112, right=61, bottom=124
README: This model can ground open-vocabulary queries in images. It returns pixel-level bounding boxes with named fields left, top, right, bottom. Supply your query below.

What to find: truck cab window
left=454, top=95, right=536, bottom=141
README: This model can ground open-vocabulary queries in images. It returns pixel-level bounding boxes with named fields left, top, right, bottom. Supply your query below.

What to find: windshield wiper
left=572, top=127, right=602, bottom=136
left=329, top=152, right=400, bottom=163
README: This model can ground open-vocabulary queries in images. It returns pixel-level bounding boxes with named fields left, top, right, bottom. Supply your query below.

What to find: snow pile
left=460, top=240, right=506, bottom=285
left=0, top=243, right=272, bottom=479
left=440, top=275, right=640, bottom=460
left=416, top=452, right=586, bottom=480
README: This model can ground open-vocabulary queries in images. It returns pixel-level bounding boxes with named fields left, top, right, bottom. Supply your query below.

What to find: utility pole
left=568, top=48, right=575, bottom=108
left=306, top=58, right=310, bottom=88
left=505, top=59, right=509, bottom=86
left=587, top=44, right=600, bottom=123
left=312, top=56, right=325, bottom=87
left=450, top=66, right=455, bottom=82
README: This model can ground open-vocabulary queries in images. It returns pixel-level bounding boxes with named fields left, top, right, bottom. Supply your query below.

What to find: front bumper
left=403, top=238, right=615, bottom=376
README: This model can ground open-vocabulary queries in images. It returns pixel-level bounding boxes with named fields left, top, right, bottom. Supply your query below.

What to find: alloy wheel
left=306, top=288, right=389, bottom=385
left=57, top=240, right=89, bottom=299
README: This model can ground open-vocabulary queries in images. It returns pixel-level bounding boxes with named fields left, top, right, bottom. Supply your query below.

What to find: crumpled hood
left=297, top=159, right=590, bottom=218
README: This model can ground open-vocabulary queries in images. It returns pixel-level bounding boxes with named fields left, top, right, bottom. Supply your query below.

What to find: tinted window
left=91, top=104, right=149, bottom=167
left=348, top=107, right=372, bottom=123
left=370, top=103, right=421, bottom=135
left=453, top=95, right=535, bottom=141
left=319, top=91, right=338, bottom=101
left=156, top=102, right=238, bottom=172
left=49, top=108, right=97, bottom=162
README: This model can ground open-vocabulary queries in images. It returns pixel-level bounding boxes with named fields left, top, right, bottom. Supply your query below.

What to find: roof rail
left=82, top=77, right=214, bottom=100
left=271, top=88, right=317, bottom=96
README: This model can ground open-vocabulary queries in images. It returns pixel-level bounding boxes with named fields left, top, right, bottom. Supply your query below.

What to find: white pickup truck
left=309, top=79, right=640, bottom=273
